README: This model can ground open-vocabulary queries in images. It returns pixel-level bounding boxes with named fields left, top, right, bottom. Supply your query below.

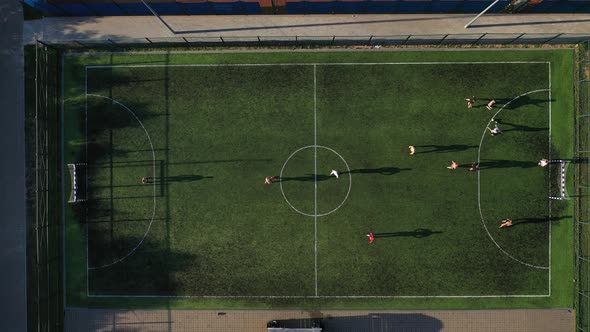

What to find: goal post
left=549, top=159, right=570, bottom=201
left=67, top=163, right=87, bottom=203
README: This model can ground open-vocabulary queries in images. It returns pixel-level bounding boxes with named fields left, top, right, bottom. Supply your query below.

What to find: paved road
left=24, top=14, right=590, bottom=43
left=0, top=0, right=26, bottom=331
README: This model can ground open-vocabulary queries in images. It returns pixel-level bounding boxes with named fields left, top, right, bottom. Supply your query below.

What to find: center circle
left=279, top=145, right=351, bottom=217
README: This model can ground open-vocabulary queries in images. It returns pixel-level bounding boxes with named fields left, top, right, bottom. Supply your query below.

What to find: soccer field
left=63, top=50, right=574, bottom=309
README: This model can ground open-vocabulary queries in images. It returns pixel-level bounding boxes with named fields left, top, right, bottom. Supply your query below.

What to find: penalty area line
left=85, top=93, right=158, bottom=270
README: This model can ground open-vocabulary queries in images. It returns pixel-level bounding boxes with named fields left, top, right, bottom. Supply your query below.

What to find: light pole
left=464, top=0, right=503, bottom=29
left=141, top=0, right=176, bottom=35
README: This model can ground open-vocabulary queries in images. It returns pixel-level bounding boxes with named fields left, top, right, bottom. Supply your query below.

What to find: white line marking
left=477, top=89, right=550, bottom=270
left=548, top=62, right=552, bottom=295
left=83, top=62, right=551, bottom=299
left=313, top=64, right=318, bottom=297
left=87, top=294, right=549, bottom=299
left=86, top=94, right=158, bottom=270
left=85, top=61, right=549, bottom=69
left=279, top=145, right=352, bottom=217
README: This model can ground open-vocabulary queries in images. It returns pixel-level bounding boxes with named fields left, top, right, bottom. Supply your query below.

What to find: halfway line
left=314, top=64, right=318, bottom=297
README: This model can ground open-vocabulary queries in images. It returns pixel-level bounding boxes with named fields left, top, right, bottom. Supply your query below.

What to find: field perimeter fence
left=36, top=32, right=590, bottom=49
left=577, top=39, right=590, bottom=332
left=34, top=35, right=590, bottom=332
left=28, top=41, right=63, bottom=332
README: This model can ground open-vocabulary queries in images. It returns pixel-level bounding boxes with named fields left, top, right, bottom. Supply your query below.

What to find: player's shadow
left=280, top=174, right=332, bottom=182
left=478, top=159, right=538, bottom=169
left=344, top=167, right=410, bottom=175
left=374, top=229, right=442, bottom=238
left=163, top=175, right=213, bottom=183
left=415, top=144, right=478, bottom=154
left=511, top=215, right=571, bottom=227
left=494, top=119, right=548, bottom=133
left=503, top=95, right=554, bottom=109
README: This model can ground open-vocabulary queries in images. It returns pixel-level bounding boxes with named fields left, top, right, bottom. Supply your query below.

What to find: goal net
left=68, top=163, right=87, bottom=203
left=549, top=159, right=570, bottom=201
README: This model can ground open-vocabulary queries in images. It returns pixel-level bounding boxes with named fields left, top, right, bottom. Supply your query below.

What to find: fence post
left=145, top=37, right=153, bottom=44
left=438, top=34, right=449, bottom=46
left=403, top=35, right=412, bottom=45
left=508, top=33, right=525, bottom=44
left=543, top=33, right=563, bottom=44
left=472, top=33, right=486, bottom=46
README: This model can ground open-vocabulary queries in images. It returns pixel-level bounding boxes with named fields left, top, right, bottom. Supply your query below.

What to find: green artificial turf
left=62, top=50, right=574, bottom=309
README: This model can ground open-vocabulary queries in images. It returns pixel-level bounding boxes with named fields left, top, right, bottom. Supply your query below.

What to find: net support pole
left=140, top=0, right=176, bottom=35
left=464, top=0, right=502, bottom=29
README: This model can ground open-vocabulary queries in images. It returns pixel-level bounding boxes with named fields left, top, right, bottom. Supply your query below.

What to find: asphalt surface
left=65, top=308, right=575, bottom=332
left=0, top=0, right=27, bottom=331
left=23, top=14, right=590, bottom=43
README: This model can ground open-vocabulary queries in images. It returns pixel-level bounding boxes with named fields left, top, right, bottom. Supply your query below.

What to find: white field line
left=84, top=62, right=551, bottom=299
left=548, top=62, right=552, bottom=296
left=477, top=89, right=550, bottom=270
left=85, top=61, right=549, bottom=69
left=85, top=93, right=158, bottom=270
left=87, top=294, right=550, bottom=299
left=314, top=64, right=318, bottom=297
left=279, top=146, right=352, bottom=217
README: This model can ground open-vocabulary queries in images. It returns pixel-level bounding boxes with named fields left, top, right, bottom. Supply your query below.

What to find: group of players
left=260, top=96, right=551, bottom=241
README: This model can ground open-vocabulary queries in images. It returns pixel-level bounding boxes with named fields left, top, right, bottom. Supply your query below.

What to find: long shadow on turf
left=501, top=95, right=554, bottom=109
left=280, top=174, right=332, bottom=182
left=163, top=175, right=213, bottom=183
left=478, top=160, right=538, bottom=169
left=169, top=158, right=273, bottom=165
left=345, top=167, right=410, bottom=175
left=88, top=233, right=201, bottom=295
left=374, top=229, right=442, bottom=238
left=510, top=215, right=571, bottom=227
left=494, top=119, right=548, bottom=133
left=415, top=144, right=478, bottom=154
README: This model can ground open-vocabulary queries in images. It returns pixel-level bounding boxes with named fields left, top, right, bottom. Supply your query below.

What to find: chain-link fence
left=36, top=32, right=590, bottom=49
left=31, top=35, right=590, bottom=332
left=27, top=41, right=63, bottom=332
left=576, top=39, right=590, bottom=332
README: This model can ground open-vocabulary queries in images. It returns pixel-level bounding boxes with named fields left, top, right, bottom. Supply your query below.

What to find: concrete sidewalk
left=66, top=308, right=574, bottom=332
left=24, top=14, right=590, bottom=44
